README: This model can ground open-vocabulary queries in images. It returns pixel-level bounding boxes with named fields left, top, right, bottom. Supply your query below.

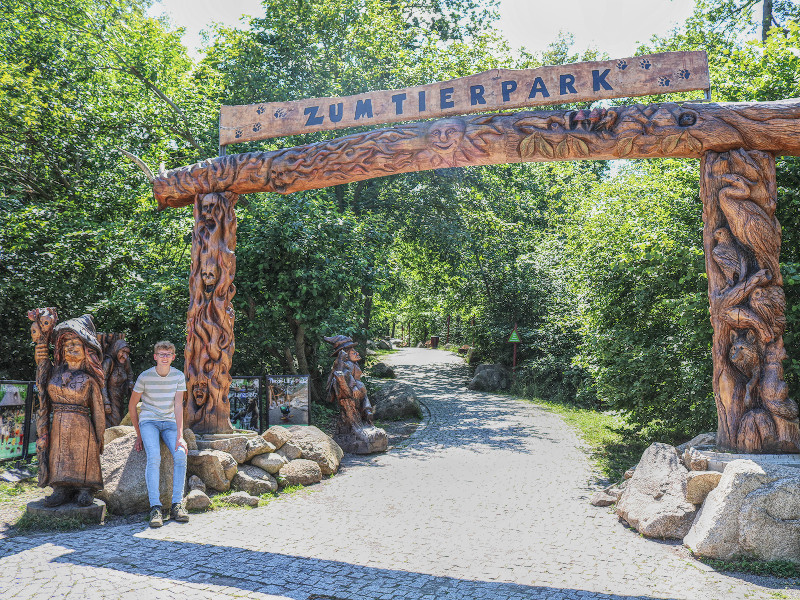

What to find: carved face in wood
left=200, top=194, right=219, bottom=229
left=427, top=119, right=466, bottom=156
left=200, top=260, right=220, bottom=297
left=62, top=334, right=86, bottom=367
left=346, top=348, right=361, bottom=362
left=116, top=347, right=130, bottom=364
left=193, top=382, right=208, bottom=407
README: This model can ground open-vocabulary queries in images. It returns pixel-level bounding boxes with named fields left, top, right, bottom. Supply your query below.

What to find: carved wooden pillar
left=184, top=191, right=237, bottom=434
left=702, top=149, right=799, bottom=452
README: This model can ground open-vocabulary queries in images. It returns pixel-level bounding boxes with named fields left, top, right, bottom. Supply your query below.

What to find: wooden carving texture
left=702, top=149, right=800, bottom=453
left=28, top=307, right=58, bottom=486
left=153, top=100, right=800, bottom=207
left=185, top=192, right=237, bottom=434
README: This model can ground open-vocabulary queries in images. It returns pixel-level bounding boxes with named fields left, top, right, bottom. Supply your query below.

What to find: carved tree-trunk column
left=184, top=191, right=237, bottom=434
left=702, top=149, right=799, bottom=452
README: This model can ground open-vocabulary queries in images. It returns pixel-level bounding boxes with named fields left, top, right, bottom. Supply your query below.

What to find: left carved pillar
left=184, top=192, right=237, bottom=434
left=702, top=149, right=799, bottom=453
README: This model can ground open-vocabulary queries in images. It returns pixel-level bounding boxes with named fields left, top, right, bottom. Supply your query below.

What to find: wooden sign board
left=220, top=51, right=709, bottom=145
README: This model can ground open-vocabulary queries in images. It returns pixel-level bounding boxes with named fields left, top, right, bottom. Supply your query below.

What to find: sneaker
left=170, top=502, right=189, bottom=523
left=149, top=506, right=163, bottom=528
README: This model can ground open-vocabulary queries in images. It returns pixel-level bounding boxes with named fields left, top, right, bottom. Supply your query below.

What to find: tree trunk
left=763, top=0, right=773, bottom=42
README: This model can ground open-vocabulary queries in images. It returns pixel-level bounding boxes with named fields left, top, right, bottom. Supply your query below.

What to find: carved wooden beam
left=154, top=99, right=800, bottom=208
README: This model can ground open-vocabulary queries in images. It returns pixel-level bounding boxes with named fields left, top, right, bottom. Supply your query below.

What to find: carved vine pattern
left=185, top=192, right=237, bottom=434
left=703, top=149, right=799, bottom=452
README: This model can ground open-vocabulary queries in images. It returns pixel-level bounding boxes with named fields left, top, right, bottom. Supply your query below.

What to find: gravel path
left=0, top=348, right=797, bottom=599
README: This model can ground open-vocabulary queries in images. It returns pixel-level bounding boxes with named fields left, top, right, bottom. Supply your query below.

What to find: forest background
left=2, top=0, right=800, bottom=443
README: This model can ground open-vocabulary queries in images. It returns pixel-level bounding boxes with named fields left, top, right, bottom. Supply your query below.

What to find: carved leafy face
left=427, top=119, right=466, bottom=154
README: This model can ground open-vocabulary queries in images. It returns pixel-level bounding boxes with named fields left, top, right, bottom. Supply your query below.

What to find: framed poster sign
left=0, top=381, right=34, bottom=461
left=228, top=377, right=262, bottom=432
left=266, top=375, right=310, bottom=427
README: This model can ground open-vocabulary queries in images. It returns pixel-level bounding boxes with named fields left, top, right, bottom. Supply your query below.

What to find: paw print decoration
left=253, top=123, right=262, bottom=132
left=658, top=76, right=671, bottom=87
left=677, top=69, right=691, bottom=80
left=235, top=129, right=243, bottom=139
left=256, top=105, right=266, bottom=115
left=617, top=59, right=628, bottom=70
left=639, top=58, right=652, bottom=69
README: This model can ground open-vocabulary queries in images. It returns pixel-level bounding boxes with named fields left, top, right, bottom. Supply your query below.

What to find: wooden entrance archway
left=153, top=97, right=800, bottom=452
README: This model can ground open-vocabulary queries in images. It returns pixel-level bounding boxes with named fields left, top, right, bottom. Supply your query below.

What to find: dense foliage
left=2, top=0, right=799, bottom=440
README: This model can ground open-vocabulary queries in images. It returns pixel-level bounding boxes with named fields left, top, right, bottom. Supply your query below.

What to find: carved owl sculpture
left=712, top=228, right=747, bottom=289
left=718, top=174, right=780, bottom=281
left=750, top=285, right=786, bottom=338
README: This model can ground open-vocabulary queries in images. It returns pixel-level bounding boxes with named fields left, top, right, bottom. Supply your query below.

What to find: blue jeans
left=139, top=420, right=187, bottom=507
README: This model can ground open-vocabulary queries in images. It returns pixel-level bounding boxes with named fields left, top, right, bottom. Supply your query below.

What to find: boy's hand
left=176, top=437, right=187, bottom=452
left=134, top=436, right=143, bottom=452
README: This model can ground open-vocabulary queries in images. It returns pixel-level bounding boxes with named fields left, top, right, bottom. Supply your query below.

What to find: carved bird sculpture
left=718, top=174, right=780, bottom=281
left=712, top=228, right=747, bottom=289
left=750, top=285, right=786, bottom=339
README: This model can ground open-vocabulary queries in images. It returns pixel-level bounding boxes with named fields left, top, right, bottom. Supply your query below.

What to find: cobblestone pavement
left=2, top=348, right=799, bottom=599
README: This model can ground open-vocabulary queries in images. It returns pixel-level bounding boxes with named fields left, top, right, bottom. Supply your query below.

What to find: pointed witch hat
left=53, top=314, right=102, bottom=354
left=323, top=335, right=357, bottom=357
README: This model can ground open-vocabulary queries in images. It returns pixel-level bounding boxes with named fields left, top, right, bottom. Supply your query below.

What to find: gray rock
left=616, top=442, right=696, bottom=539
left=683, top=447, right=709, bottom=471
left=97, top=432, right=174, bottom=515
left=684, top=459, right=800, bottom=563
left=278, top=459, right=322, bottom=487
left=232, top=464, right=278, bottom=495
left=184, top=489, right=210, bottom=511
left=376, top=339, right=392, bottom=350
left=202, top=436, right=249, bottom=464
left=103, top=425, right=134, bottom=446
left=468, top=363, right=512, bottom=392
left=276, top=441, right=302, bottom=461
left=244, top=436, right=275, bottom=462
left=286, top=426, right=343, bottom=475
left=26, top=499, right=106, bottom=524
left=590, top=490, right=618, bottom=507
left=187, top=475, right=206, bottom=492
left=366, top=340, right=377, bottom=350
left=676, top=432, right=716, bottom=453
left=250, top=452, right=289, bottom=474
left=219, top=491, right=259, bottom=507
left=262, top=426, right=291, bottom=450
left=371, top=381, right=422, bottom=421
left=686, top=471, right=722, bottom=505
left=187, top=450, right=237, bottom=492
left=183, top=428, right=198, bottom=452
left=370, top=362, right=396, bottom=378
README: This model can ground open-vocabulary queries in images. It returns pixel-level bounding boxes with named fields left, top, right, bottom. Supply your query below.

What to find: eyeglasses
left=156, top=353, right=174, bottom=359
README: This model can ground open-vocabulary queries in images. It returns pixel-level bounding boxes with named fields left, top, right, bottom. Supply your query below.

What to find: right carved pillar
left=702, top=149, right=800, bottom=452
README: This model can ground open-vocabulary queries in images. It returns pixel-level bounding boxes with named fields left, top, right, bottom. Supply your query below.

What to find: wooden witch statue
left=324, top=335, right=387, bottom=454
left=30, top=312, right=107, bottom=507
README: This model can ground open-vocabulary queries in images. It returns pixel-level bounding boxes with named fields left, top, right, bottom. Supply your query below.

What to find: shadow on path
left=3, top=532, right=690, bottom=600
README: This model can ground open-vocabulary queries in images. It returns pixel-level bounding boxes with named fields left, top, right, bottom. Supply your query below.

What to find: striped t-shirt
left=133, top=366, right=187, bottom=423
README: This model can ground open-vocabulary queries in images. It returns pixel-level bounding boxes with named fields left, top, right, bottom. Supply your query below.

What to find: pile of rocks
left=593, top=433, right=800, bottom=564
left=99, top=425, right=343, bottom=515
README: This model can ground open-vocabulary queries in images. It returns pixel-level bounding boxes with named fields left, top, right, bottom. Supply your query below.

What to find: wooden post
left=184, top=192, right=237, bottom=434
left=445, top=314, right=451, bottom=345
left=701, top=149, right=799, bottom=452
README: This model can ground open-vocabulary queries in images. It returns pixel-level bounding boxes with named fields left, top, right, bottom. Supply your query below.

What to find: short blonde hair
left=154, top=340, right=176, bottom=354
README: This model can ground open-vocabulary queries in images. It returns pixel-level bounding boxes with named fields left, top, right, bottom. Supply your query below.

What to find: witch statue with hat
left=33, top=314, right=107, bottom=507
left=324, top=335, right=387, bottom=454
